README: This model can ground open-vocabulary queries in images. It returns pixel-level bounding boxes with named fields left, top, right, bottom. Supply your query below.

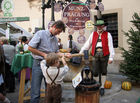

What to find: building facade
left=0, top=0, right=140, bottom=62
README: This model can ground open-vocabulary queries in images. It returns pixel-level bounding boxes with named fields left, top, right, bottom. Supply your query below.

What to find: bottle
left=18, top=44, right=24, bottom=54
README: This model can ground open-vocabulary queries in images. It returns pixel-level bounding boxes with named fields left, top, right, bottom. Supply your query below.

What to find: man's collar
left=50, top=34, right=54, bottom=37
left=97, top=30, right=104, bottom=34
left=48, top=29, right=54, bottom=37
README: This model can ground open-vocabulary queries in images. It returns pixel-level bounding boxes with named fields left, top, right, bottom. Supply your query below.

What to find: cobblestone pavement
left=2, top=74, right=140, bottom=103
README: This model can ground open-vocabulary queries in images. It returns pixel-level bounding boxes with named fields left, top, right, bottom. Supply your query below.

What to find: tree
left=120, top=13, right=140, bottom=83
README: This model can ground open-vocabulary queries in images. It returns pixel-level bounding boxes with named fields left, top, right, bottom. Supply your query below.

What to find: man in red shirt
left=80, top=19, right=115, bottom=96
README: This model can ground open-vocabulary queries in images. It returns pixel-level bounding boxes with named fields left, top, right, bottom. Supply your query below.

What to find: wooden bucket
left=75, top=84, right=100, bottom=103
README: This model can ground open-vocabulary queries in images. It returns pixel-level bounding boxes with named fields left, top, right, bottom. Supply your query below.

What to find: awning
left=0, top=22, right=32, bottom=41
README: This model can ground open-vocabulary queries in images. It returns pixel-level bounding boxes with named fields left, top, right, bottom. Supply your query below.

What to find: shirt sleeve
left=60, top=65, right=69, bottom=76
left=79, top=32, right=93, bottom=54
left=108, top=32, right=115, bottom=61
left=28, top=31, right=41, bottom=48
left=40, top=60, right=48, bottom=77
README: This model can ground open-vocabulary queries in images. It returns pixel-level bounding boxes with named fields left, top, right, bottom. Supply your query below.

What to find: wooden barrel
left=75, top=84, right=100, bottom=103
left=75, top=90, right=100, bottom=103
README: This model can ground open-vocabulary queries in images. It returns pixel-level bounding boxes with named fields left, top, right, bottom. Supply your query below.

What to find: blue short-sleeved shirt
left=28, top=29, right=59, bottom=60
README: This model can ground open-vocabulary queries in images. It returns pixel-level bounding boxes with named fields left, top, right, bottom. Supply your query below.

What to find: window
left=95, top=13, right=118, bottom=48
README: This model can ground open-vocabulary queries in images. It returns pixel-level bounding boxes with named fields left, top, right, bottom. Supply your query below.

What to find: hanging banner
left=62, top=1, right=90, bottom=30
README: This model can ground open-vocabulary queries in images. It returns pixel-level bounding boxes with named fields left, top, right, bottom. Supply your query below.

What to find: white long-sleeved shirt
left=80, top=31, right=115, bottom=61
left=40, top=60, right=69, bottom=85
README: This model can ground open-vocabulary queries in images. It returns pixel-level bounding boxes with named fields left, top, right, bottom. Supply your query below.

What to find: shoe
left=100, top=88, right=105, bottom=96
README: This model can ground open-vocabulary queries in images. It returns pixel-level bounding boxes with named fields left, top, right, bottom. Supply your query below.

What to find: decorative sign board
left=72, top=72, right=82, bottom=88
left=1, top=0, right=14, bottom=17
left=0, top=17, right=30, bottom=23
left=77, top=35, right=86, bottom=44
left=85, top=20, right=94, bottom=30
left=62, top=1, right=90, bottom=30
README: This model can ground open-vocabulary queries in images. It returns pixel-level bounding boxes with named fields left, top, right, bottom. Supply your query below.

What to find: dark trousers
left=5, top=63, right=15, bottom=91
left=45, top=84, right=62, bottom=103
left=92, top=55, right=109, bottom=76
left=0, top=83, right=6, bottom=95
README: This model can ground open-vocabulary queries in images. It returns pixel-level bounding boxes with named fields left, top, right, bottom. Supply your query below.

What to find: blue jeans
left=30, top=59, right=44, bottom=103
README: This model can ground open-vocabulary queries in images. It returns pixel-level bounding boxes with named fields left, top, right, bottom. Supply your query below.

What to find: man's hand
left=64, top=53, right=72, bottom=58
left=43, top=53, right=47, bottom=59
left=108, top=60, right=113, bottom=64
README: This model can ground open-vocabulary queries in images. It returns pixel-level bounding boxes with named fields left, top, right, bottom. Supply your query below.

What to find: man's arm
left=79, top=32, right=93, bottom=54
left=28, top=46, right=47, bottom=58
left=108, top=32, right=115, bottom=64
left=57, top=52, right=72, bottom=58
left=40, top=60, right=48, bottom=78
left=61, top=55, right=67, bottom=66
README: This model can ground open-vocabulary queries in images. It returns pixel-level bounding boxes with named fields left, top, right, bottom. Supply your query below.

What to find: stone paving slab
left=3, top=73, right=140, bottom=103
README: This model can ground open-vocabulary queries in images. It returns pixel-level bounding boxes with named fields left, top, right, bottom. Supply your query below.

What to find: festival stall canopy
left=0, top=22, right=32, bottom=41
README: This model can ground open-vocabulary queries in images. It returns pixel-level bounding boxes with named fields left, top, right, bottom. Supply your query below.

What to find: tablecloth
left=11, top=53, right=33, bottom=74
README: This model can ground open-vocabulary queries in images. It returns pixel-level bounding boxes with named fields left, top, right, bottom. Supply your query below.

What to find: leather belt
left=96, top=48, right=102, bottom=52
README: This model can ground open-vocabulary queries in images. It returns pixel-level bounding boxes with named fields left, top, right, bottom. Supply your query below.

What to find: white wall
left=102, top=0, right=140, bottom=50
left=9, top=0, right=140, bottom=60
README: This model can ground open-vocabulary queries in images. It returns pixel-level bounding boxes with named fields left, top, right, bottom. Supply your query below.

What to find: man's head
left=45, top=52, right=60, bottom=67
left=50, top=20, right=66, bottom=36
left=94, top=20, right=106, bottom=33
left=21, top=36, right=28, bottom=43
left=18, top=36, right=22, bottom=43
left=0, top=36, right=9, bottom=45
left=68, top=35, right=73, bottom=40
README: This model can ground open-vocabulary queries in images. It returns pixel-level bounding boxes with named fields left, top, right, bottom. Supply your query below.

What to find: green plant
left=120, top=13, right=140, bottom=83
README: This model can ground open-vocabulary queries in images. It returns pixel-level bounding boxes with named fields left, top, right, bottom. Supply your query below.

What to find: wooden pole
left=71, top=53, right=84, bottom=57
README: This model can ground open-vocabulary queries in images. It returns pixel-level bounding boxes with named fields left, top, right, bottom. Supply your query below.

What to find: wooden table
left=11, top=53, right=45, bottom=103
left=18, top=68, right=45, bottom=103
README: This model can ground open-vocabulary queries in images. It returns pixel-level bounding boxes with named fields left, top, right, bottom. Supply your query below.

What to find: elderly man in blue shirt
left=28, top=20, right=71, bottom=103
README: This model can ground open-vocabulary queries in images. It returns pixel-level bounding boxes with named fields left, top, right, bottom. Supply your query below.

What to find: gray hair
left=0, top=36, right=9, bottom=44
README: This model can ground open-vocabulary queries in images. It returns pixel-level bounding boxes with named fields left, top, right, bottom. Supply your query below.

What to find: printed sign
left=72, top=72, right=82, bottom=88
left=85, top=20, right=94, bottom=30
left=0, top=17, right=30, bottom=23
left=1, top=0, right=14, bottom=17
left=62, top=1, right=90, bottom=30
left=54, top=3, right=62, bottom=12
left=77, top=35, right=86, bottom=44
